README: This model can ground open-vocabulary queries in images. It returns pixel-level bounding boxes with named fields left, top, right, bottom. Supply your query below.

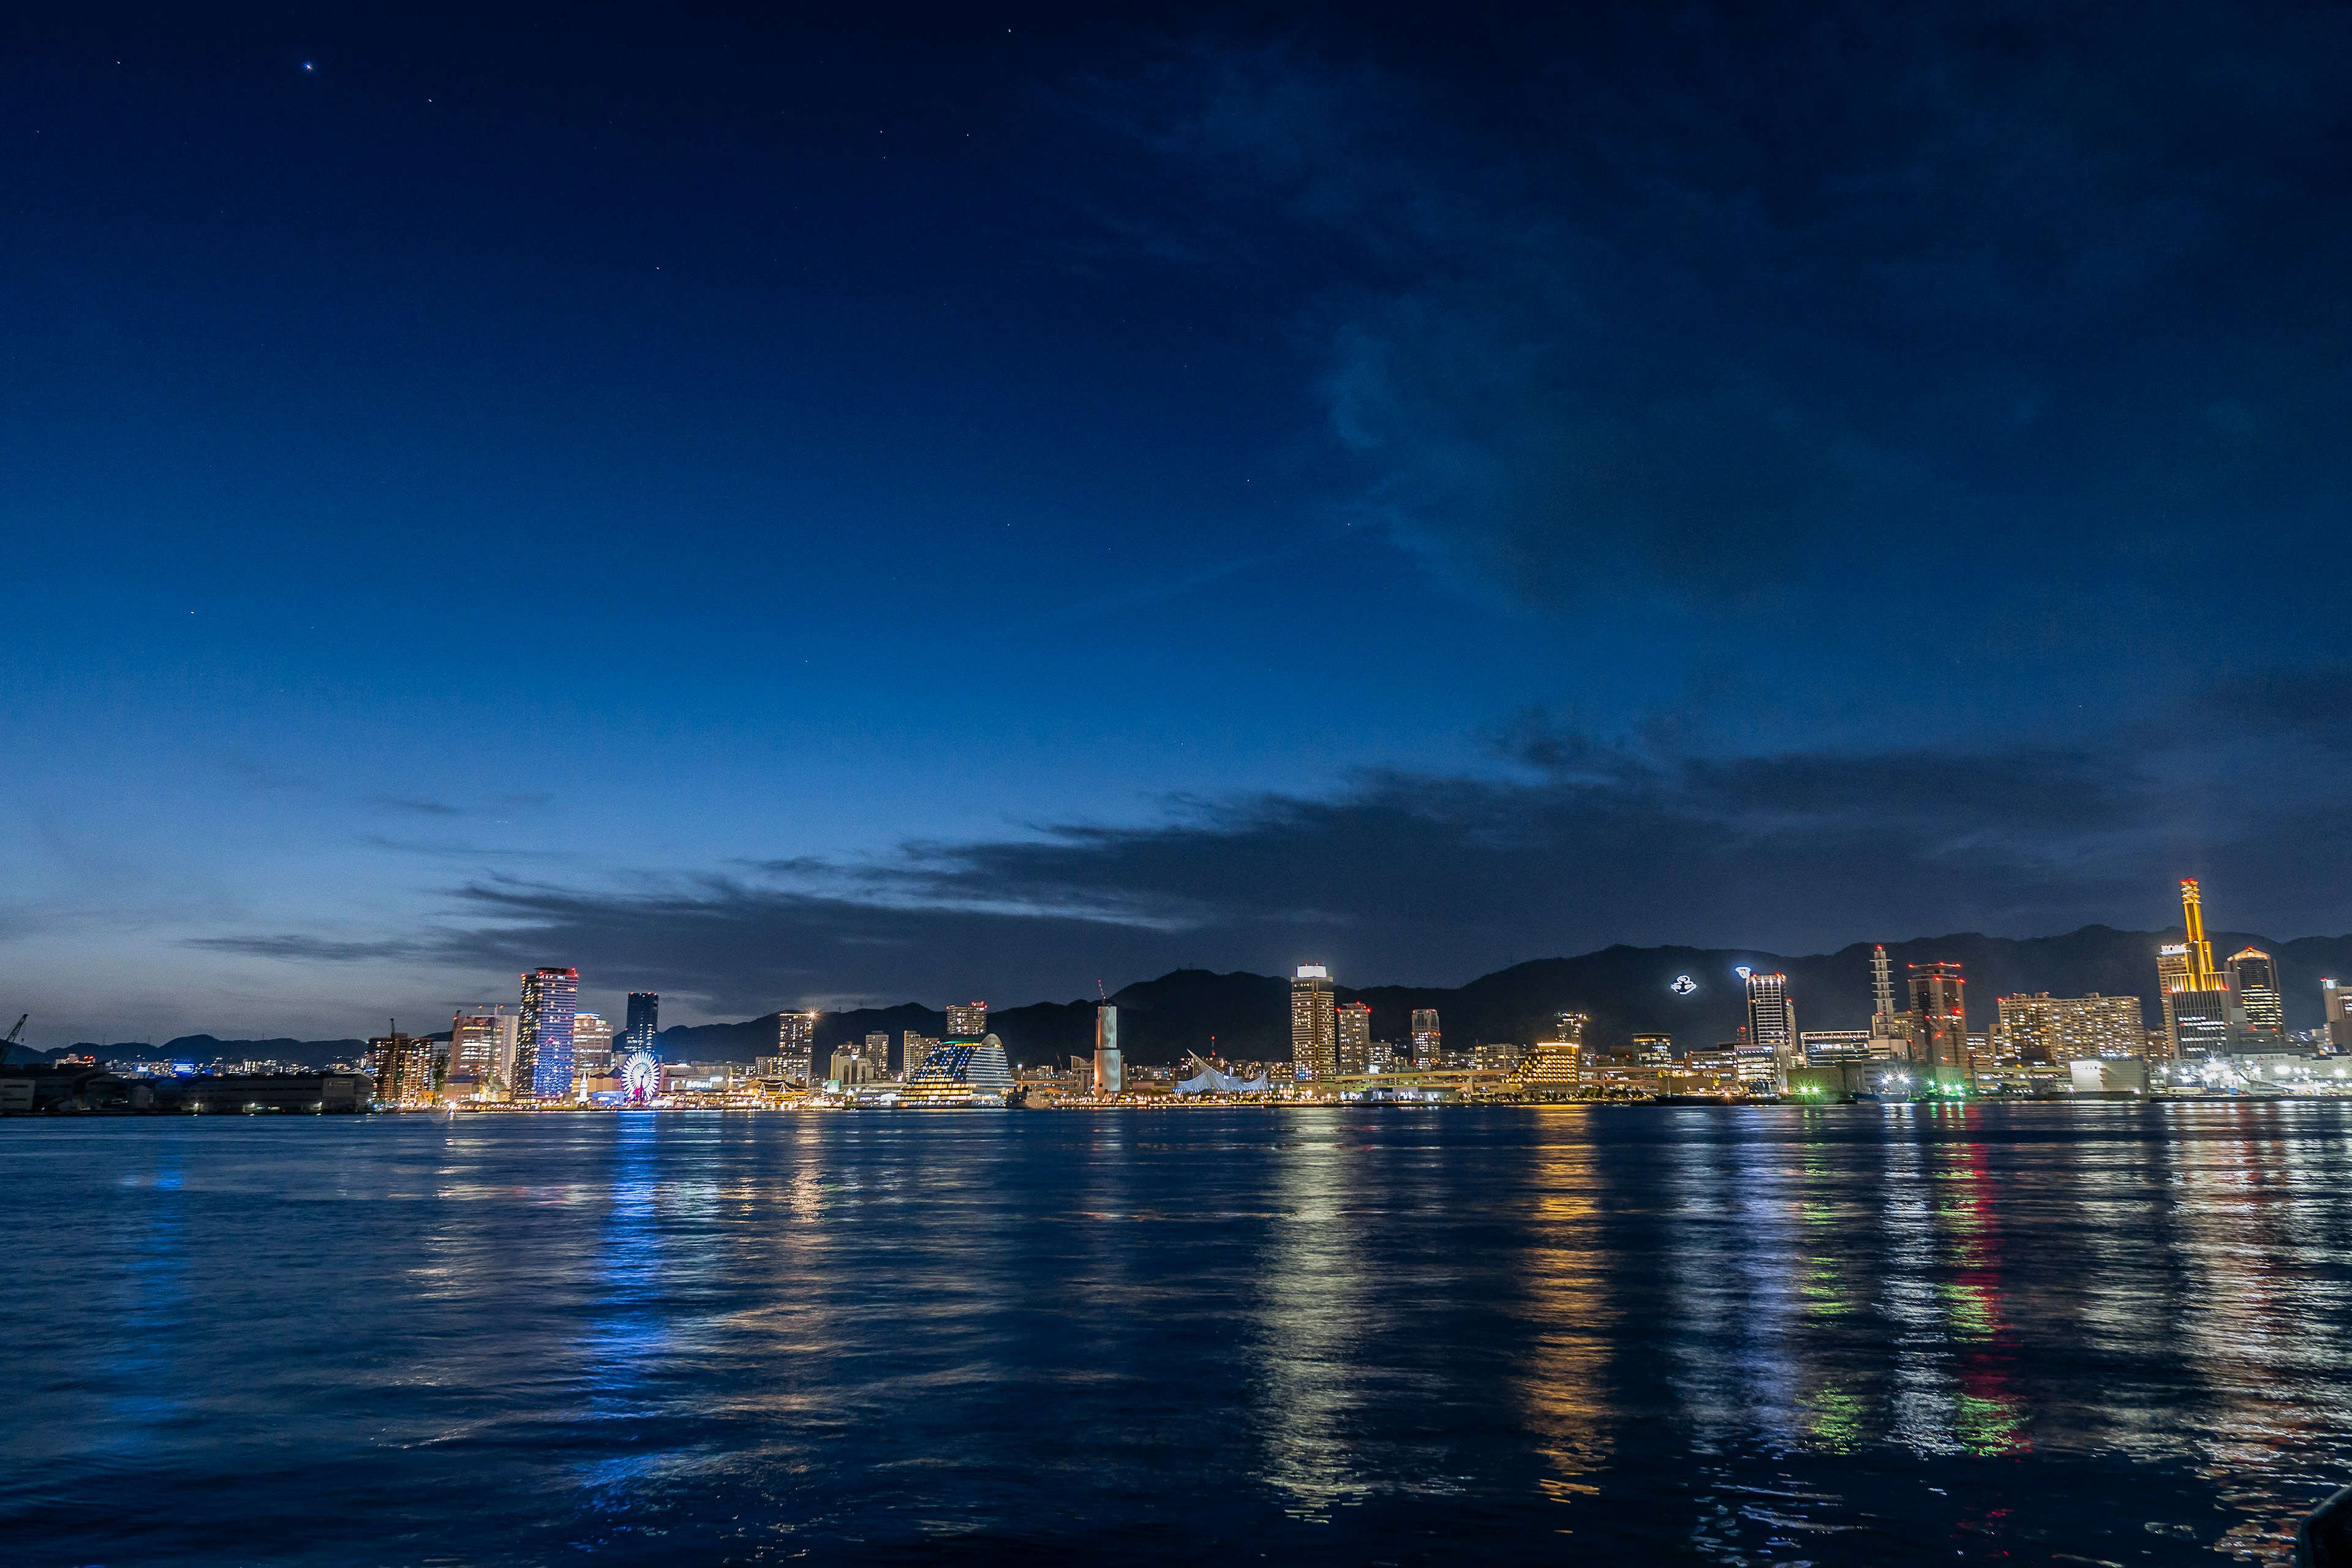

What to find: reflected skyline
left=12, top=1106, right=2352, bottom=1564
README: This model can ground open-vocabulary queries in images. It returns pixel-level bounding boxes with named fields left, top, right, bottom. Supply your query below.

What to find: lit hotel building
left=513, top=967, right=580, bottom=1101
left=903, top=1033, right=1016, bottom=1104
left=1411, top=1008, right=1442, bottom=1069
left=450, top=1008, right=517, bottom=1088
left=946, top=1001, right=989, bottom=1039
left=2226, top=948, right=2285, bottom=1039
left=1909, top=962, right=1968, bottom=1088
left=572, top=1011, right=614, bottom=1075
left=1520, top=1014, right=1586, bottom=1097
left=1292, top=966, right=1336, bottom=1080
left=777, top=1011, right=818, bottom=1084
left=1992, top=992, right=2146, bottom=1063
left=1335, top=1001, right=1372, bottom=1077
left=1743, top=972, right=1797, bottom=1089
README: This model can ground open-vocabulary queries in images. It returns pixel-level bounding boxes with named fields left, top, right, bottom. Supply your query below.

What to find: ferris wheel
left=620, top=1052, right=660, bottom=1102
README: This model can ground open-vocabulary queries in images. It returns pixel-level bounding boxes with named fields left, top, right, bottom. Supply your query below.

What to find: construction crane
left=3, top=1015, right=24, bottom=1046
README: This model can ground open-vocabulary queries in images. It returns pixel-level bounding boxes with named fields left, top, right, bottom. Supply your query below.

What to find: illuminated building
left=1907, top=963, right=1967, bottom=1088
left=827, top=1039, right=883, bottom=1087
left=946, top=1001, right=989, bottom=1038
left=776, top=1011, right=817, bottom=1084
left=624, top=992, right=659, bottom=1055
left=902, top=1033, right=940, bottom=1077
left=1474, top=1041, right=1526, bottom=1071
left=2226, top=948, right=2284, bottom=1038
left=903, top=1033, right=1016, bottom=1104
left=1992, top=992, right=2146, bottom=1063
left=366, top=1027, right=436, bottom=1106
left=1411, top=1008, right=1441, bottom=1069
left=1863, top=943, right=1916, bottom=1060
left=2161, top=880, right=2234, bottom=1057
left=1291, top=965, right=1336, bottom=1080
left=1800, top=1030, right=1872, bottom=1064
left=513, top=967, right=579, bottom=1101
left=1518, top=1014, right=1585, bottom=1097
left=449, top=1008, right=516, bottom=1088
left=1632, top=1033, right=1673, bottom=1064
left=1094, top=1005, right=1123, bottom=1094
left=1335, top=1001, right=1372, bottom=1076
left=1744, top=972, right=1798, bottom=1088
left=571, top=1011, right=614, bottom=1075
left=2326, top=979, right=2352, bottom=1054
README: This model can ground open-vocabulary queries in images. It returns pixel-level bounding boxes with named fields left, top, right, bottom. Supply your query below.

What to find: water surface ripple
left=6, top=1103, right=2350, bottom=1564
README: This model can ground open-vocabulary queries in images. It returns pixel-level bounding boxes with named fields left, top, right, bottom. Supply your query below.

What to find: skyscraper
left=571, top=1011, right=614, bottom=1076
left=1908, top=963, right=1967, bottom=1088
left=777, top=1011, right=817, bottom=1084
left=902, top=1033, right=940, bottom=1077
left=625, top=992, right=660, bottom=1054
left=513, top=967, right=579, bottom=1101
left=450, top=1008, right=515, bottom=1087
left=2226, top=948, right=2284, bottom=1038
left=946, top=1001, right=989, bottom=1039
left=1410, top=1008, right=1441, bottom=1069
left=1335, top=1001, right=1372, bottom=1076
left=1095, top=1005, right=1123, bottom=1094
left=865, top=1030, right=891, bottom=1061
left=1291, top=965, right=1336, bottom=1080
left=1868, top=943, right=1919, bottom=1060
left=1744, top=972, right=1798, bottom=1089
left=368, top=1025, right=436, bottom=1106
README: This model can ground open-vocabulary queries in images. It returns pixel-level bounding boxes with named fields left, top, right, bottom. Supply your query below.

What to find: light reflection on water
left=9, top=1105, right=2352, bottom=1562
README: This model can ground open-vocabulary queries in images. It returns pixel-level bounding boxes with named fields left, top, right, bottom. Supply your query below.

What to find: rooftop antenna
left=1096, top=979, right=1107, bottom=1001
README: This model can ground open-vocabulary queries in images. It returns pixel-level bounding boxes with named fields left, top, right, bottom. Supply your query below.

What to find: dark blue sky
left=7, top=2, right=2351, bottom=1043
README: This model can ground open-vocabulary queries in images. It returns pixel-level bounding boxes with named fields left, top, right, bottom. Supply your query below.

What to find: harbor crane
left=3, top=1014, right=23, bottom=1046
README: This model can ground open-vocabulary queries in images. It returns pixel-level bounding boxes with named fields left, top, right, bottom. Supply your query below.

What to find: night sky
left=7, top=3, right=2351, bottom=1043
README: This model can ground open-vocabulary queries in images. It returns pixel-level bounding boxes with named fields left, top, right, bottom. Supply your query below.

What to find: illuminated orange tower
left=2178, top=879, right=2217, bottom=987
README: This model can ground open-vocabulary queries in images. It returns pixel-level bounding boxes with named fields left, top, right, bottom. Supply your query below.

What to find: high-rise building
left=368, top=1025, right=437, bottom=1106
left=776, top=1011, right=817, bottom=1084
left=2226, top=948, right=2285, bottom=1038
left=902, top=1033, right=940, bottom=1077
left=865, top=1031, right=891, bottom=1061
left=1519, top=1013, right=1586, bottom=1096
left=1335, top=1001, right=1373, bottom=1076
left=1094, top=1005, right=1123, bottom=1094
left=1744, top=972, right=1798, bottom=1088
left=1992, top=993, right=2146, bottom=1063
left=1291, top=965, right=1336, bottom=1080
left=2162, top=879, right=2234, bottom=1057
left=513, top=968, right=579, bottom=1101
left=1410, top=1008, right=1441, bottom=1069
left=624, top=992, right=660, bottom=1055
left=946, top=1001, right=989, bottom=1039
left=450, top=1008, right=516, bottom=1087
left=1908, top=963, right=1967, bottom=1088
left=2325, top=979, right=2352, bottom=1055
left=572, top=1012, right=615, bottom=1076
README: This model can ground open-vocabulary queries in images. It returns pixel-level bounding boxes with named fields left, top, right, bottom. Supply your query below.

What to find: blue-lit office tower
left=625, top=991, right=659, bottom=1055
left=513, top=967, right=580, bottom=1100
